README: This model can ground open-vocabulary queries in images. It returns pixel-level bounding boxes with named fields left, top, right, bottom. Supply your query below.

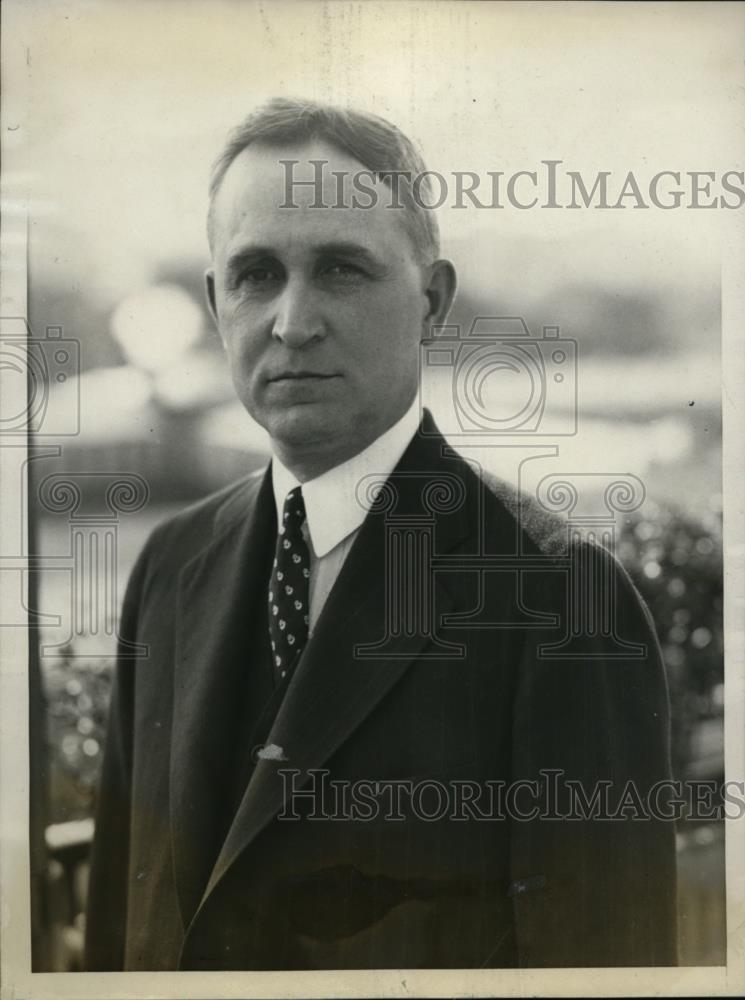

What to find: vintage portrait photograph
left=1, top=1, right=743, bottom=997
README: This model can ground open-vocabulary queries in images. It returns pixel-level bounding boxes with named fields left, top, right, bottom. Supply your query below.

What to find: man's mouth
left=268, top=371, right=339, bottom=382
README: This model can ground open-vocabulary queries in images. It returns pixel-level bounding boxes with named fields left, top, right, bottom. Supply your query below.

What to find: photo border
left=1, top=2, right=743, bottom=996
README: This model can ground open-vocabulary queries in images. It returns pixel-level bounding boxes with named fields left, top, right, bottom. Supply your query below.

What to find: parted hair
left=207, top=97, right=440, bottom=264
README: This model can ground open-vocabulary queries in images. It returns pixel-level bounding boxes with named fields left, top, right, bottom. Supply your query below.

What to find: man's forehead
left=225, top=138, right=368, bottom=187
left=211, top=139, right=412, bottom=254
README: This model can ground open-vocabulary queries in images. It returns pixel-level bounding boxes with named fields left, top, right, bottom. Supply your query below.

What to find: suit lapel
left=170, top=469, right=275, bottom=929
left=195, top=422, right=475, bottom=912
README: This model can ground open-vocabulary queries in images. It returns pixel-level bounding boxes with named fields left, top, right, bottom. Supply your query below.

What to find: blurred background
left=10, top=0, right=737, bottom=971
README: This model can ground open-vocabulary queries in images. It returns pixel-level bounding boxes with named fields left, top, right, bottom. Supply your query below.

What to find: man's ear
left=205, top=268, right=219, bottom=329
left=422, top=259, right=457, bottom=335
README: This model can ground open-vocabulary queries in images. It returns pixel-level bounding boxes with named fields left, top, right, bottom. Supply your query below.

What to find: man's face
left=206, top=140, right=443, bottom=473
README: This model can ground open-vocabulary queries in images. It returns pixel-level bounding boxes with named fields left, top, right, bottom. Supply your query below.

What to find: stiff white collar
left=271, top=398, right=419, bottom=558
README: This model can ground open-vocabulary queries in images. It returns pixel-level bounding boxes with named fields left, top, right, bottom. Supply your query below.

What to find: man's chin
left=265, top=405, right=340, bottom=449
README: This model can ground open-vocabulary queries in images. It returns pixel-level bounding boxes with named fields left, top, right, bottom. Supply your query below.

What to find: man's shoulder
left=143, top=467, right=266, bottom=559
left=465, top=459, right=571, bottom=558
left=469, top=460, right=653, bottom=636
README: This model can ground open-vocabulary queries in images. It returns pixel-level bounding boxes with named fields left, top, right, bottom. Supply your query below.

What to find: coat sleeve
left=84, top=536, right=153, bottom=971
left=509, top=540, right=678, bottom=967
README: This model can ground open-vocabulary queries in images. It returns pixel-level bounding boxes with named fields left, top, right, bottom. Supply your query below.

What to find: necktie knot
left=281, top=486, right=306, bottom=531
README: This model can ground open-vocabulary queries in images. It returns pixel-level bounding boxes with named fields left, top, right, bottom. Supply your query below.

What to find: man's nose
left=271, top=279, right=326, bottom=348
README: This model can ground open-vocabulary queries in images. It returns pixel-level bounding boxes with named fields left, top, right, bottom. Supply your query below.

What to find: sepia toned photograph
left=1, top=1, right=743, bottom=997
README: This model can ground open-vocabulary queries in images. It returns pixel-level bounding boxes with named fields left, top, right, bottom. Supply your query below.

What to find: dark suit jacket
left=85, top=414, right=677, bottom=970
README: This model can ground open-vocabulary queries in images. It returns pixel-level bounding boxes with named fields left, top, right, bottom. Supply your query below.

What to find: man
left=85, top=98, right=677, bottom=970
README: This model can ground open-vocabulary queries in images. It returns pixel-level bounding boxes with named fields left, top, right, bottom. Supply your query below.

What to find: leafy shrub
left=616, top=498, right=723, bottom=778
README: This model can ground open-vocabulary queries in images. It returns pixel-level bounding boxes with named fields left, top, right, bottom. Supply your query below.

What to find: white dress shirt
left=271, top=398, right=420, bottom=632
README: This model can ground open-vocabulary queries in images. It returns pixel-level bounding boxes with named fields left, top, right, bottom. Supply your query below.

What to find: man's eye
left=242, top=267, right=280, bottom=284
left=324, top=262, right=362, bottom=279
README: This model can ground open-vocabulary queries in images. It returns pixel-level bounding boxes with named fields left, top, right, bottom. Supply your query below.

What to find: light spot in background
left=691, top=627, right=712, bottom=650
left=111, top=285, right=203, bottom=374
left=643, top=560, right=661, bottom=579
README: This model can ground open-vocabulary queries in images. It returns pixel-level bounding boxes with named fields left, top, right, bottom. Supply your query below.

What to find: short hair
left=207, top=97, right=440, bottom=265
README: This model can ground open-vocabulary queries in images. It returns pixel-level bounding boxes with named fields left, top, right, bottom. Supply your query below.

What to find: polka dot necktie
left=268, top=486, right=311, bottom=684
